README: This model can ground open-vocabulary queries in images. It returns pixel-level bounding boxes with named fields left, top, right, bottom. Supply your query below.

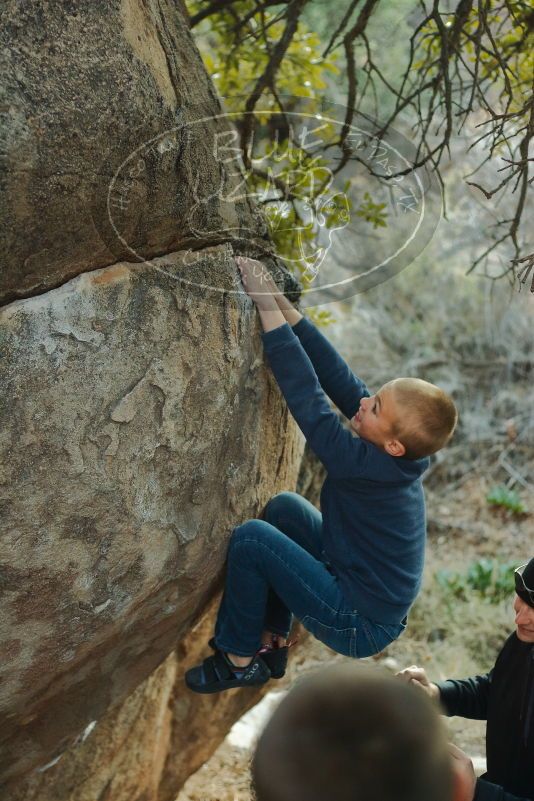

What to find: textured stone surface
left=0, top=245, right=305, bottom=785
left=4, top=597, right=283, bottom=801
left=0, top=0, right=307, bottom=792
left=0, top=0, right=267, bottom=304
left=6, top=646, right=178, bottom=801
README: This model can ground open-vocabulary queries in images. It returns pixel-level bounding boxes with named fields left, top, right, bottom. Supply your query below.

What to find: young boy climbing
left=185, top=256, right=458, bottom=694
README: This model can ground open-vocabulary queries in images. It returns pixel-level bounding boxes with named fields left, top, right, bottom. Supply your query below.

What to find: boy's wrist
left=279, top=303, right=303, bottom=327
left=273, top=292, right=303, bottom=326
left=257, top=302, right=287, bottom=334
left=255, top=295, right=279, bottom=312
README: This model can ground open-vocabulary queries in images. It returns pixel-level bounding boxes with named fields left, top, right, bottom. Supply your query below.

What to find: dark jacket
left=436, top=633, right=534, bottom=801
left=261, top=317, right=429, bottom=624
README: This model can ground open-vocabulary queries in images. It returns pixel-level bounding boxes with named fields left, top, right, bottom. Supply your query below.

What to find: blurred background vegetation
left=186, top=0, right=533, bottom=299
left=185, top=0, right=533, bottom=679
left=177, top=4, right=532, bottom=794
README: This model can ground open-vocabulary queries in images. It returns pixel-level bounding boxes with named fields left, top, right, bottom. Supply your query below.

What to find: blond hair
left=390, top=378, right=457, bottom=459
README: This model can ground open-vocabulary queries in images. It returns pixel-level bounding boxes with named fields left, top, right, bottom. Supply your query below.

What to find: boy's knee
left=263, top=491, right=300, bottom=523
left=230, top=519, right=266, bottom=547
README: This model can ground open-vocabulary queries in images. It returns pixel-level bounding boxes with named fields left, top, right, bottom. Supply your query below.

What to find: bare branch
left=322, top=0, right=362, bottom=58
left=239, top=0, right=309, bottom=166
left=514, top=253, right=534, bottom=292
left=190, top=0, right=290, bottom=27
left=190, top=0, right=533, bottom=281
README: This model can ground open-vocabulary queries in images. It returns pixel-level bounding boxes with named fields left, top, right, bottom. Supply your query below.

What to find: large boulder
left=4, top=598, right=287, bottom=801
left=0, top=246, right=304, bottom=790
left=0, top=0, right=267, bottom=305
left=0, top=0, right=306, bottom=793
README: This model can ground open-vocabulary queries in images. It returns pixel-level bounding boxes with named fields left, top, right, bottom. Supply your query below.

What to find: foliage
left=435, top=559, right=517, bottom=604
left=400, top=558, right=517, bottom=667
left=187, top=0, right=401, bottom=326
left=415, top=5, right=533, bottom=116
left=402, top=572, right=513, bottom=671
left=406, top=2, right=534, bottom=278
left=188, top=0, right=534, bottom=287
left=188, top=0, right=349, bottom=325
left=195, top=16, right=337, bottom=102
left=355, top=191, right=388, bottom=229
left=486, top=485, right=528, bottom=515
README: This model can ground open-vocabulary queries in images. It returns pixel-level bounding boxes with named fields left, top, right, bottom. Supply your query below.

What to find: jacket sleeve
left=474, top=777, right=533, bottom=801
left=290, top=316, right=370, bottom=420
left=435, top=671, right=493, bottom=720
left=261, top=322, right=371, bottom=478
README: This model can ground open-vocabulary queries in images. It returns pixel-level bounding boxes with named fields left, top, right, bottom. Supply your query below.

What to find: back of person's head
left=390, top=377, right=458, bottom=459
left=252, top=664, right=453, bottom=801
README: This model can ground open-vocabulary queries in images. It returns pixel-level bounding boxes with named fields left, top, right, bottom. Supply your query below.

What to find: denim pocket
left=301, top=615, right=358, bottom=658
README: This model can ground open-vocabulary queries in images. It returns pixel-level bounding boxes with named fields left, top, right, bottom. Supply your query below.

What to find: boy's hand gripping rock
left=236, top=255, right=281, bottom=307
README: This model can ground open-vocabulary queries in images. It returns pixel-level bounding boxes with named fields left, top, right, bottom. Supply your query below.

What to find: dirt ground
left=176, top=472, right=532, bottom=801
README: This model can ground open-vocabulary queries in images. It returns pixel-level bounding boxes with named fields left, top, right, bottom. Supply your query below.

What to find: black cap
left=515, top=558, right=534, bottom=608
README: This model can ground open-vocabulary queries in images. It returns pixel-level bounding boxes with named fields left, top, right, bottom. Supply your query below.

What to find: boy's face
left=349, top=382, right=405, bottom=456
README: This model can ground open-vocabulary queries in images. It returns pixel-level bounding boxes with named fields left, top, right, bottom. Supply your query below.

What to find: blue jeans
left=214, top=491, right=406, bottom=657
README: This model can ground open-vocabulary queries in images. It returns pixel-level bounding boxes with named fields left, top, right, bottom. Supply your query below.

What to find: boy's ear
left=384, top=438, right=406, bottom=458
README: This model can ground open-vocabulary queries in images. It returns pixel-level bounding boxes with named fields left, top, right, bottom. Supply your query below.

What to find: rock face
left=0, top=0, right=267, bottom=304
left=0, top=0, right=305, bottom=795
left=0, top=247, right=304, bottom=789
left=4, top=597, right=287, bottom=801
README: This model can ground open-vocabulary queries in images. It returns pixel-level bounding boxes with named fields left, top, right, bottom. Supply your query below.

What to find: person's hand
left=236, top=256, right=280, bottom=307
left=449, top=743, right=476, bottom=801
left=395, top=665, right=440, bottom=701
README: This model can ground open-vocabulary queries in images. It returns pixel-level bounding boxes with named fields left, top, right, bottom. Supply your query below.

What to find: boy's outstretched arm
left=237, top=256, right=369, bottom=479
left=236, top=259, right=287, bottom=333
left=236, top=256, right=369, bottom=420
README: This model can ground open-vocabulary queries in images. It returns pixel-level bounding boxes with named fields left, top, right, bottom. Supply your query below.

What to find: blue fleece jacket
left=261, top=316, right=430, bottom=625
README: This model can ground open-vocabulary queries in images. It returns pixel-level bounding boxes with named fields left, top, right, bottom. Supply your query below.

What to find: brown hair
left=252, top=664, right=453, bottom=801
left=389, top=378, right=458, bottom=459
